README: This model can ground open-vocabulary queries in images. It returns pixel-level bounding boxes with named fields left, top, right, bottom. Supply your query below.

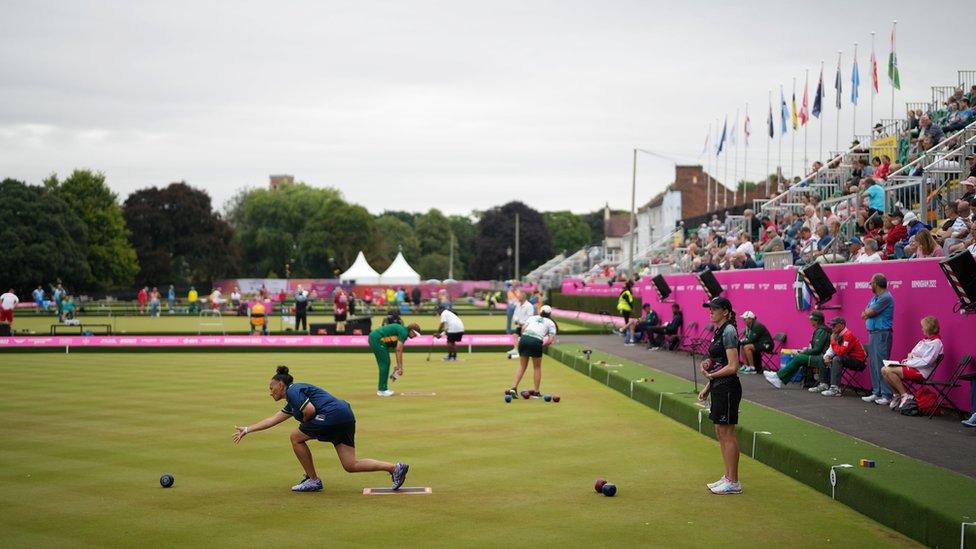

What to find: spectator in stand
left=876, top=155, right=893, bottom=181
left=861, top=273, right=895, bottom=405
left=730, top=252, right=757, bottom=270
left=187, top=286, right=199, bottom=314
left=709, top=214, right=723, bottom=233
left=904, top=228, right=945, bottom=258
left=942, top=200, right=972, bottom=249
left=906, top=110, right=919, bottom=134
left=623, top=303, right=660, bottom=345
left=0, top=288, right=19, bottom=326
left=880, top=316, right=944, bottom=411
left=167, top=285, right=176, bottom=313
left=882, top=211, right=907, bottom=258
left=968, top=155, right=976, bottom=179
left=967, top=85, right=976, bottom=105
left=918, top=114, right=944, bottom=143
left=738, top=311, right=773, bottom=374
left=853, top=238, right=882, bottom=263
left=812, top=317, right=867, bottom=397
left=960, top=177, right=976, bottom=206
left=943, top=98, right=974, bottom=132
left=137, top=286, right=148, bottom=314
left=764, top=310, right=830, bottom=389
left=760, top=226, right=785, bottom=253
left=862, top=177, right=886, bottom=219
left=801, top=205, right=821, bottom=230
left=736, top=233, right=755, bottom=260
left=647, top=303, right=683, bottom=349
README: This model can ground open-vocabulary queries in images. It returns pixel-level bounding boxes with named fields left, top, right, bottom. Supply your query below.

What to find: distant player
left=510, top=305, right=557, bottom=395
left=507, top=291, right=536, bottom=359
left=233, top=366, right=409, bottom=492
left=368, top=322, right=422, bottom=396
left=435, top=306, right=465, bottom=361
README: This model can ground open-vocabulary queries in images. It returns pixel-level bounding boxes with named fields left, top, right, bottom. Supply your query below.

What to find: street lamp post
left=506, top=246, right=513, bottom=280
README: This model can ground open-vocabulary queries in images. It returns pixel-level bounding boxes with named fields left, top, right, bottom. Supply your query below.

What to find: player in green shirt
left=367, top=322, right=422, bottom=397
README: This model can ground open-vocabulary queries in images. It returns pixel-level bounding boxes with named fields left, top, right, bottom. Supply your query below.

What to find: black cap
left=809, top=310, right=825, bottom=322
left=829, top=316, right=846, bottom=326
left=702, top=296, right=733, bottom=311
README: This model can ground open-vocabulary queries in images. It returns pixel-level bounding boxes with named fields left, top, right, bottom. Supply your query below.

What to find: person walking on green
left=616, top=281, right=636, bottom=345
left=764, top=310, right=830, bottom=389
left=738, top=311, right=774, bottom=374
left=368, top=322, right=422, bottom=397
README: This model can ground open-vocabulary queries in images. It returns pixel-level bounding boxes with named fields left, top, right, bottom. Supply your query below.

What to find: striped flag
left=717, top=116, right=727, bottom=156
left=812, top=66, right=824, bottom=118
left=871, top=42, right=879, bottom=94
left=744, top=113, right=751, bottom=147
left=791, top=86, right=799, bottom=130
left=851, top=54, right=860, bottom=105
left=888, top=24, right=901, bottom=89
left=835, top=57, right=843, bottom=110
left=799, top=73, right=810, bottom=125
left=780, top=86, right=789, bottom=134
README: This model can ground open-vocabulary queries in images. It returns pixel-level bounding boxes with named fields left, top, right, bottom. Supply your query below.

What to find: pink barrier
left=633, top=260, right=976, bottom=411
left=212, top=279, right=505, bottom=300
left=0, top=334, right=514, bottom=349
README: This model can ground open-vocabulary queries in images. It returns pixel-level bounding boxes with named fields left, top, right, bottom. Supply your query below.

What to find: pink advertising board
left=629, top=259, right=975, bottom=411
left=0, top=334, right=514, bottom=349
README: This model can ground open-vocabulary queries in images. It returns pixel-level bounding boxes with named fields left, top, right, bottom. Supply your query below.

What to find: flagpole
left=870, top=31, right=876, bottom=146
left=836, top=51, right=842, bottom=154
left=777, top=91, right=783, bottom=192
left=723, top=132, right=729, bottom=209
left=804, top=68, right=809, bottom=170
left=853, top=42, right=858, bottom=142
left=706, top=121, right=712, bottom=212
left=766, top=91, right=771, bottom=196
left=714, top=118, right=720, bottom=210
left=744, top=102, right=749, bottom=203
left=791, top=77, right=796, bottom=179
left=818, top=61, right=824, bottom=163
left=891, top=20, right=897, bottom=119
left=733, top=107, right=739, bottom=205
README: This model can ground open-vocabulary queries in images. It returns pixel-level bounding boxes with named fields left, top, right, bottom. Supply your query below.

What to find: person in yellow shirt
left=188, top=286, right=199, bottom=314
left=250, top=301, right=268, bottom=335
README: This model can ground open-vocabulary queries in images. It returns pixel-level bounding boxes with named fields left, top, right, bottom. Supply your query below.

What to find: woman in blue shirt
left=233, top=366, right=409, bottom=492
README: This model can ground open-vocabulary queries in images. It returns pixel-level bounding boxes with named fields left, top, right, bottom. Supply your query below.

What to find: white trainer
left=821, top=386, right=843, bottom=397
left=861, top=394, right=878, bottom=403
left=763, top=371, right=783, bottom=389
left=706, top=475, right=729, bottom=489
left=376, top=390, right=395, bottom=397
left=874, top=397, right=891, bottom=406
left=709, top=479, right=742, bottom=495
left=808, top=383, right=829, bottom=393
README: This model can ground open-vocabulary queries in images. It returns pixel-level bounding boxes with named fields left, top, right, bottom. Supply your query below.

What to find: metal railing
left=960, top=70, right=976, bottom=90
left=932, top=85, right=957, bottom=107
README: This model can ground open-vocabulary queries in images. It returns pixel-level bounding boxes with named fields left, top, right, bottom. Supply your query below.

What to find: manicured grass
left=0, top=352, right=914, bottom=547
left=7, top=313, right=590, bottom=335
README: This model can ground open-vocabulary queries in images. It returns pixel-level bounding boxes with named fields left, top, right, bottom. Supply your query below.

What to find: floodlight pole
left=629, top=148, right=637, bottom=277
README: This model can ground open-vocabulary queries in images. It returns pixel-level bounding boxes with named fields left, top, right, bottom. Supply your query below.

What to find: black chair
left=920, top=354, right=972, bottom=419
left=688, top=323, right=713, bottom=355
left=760, top=332, right=788, bottom=372
left=900, top=354, right=945, bottom=396
left=840, top=359, right=872, bottom=396
left=678, top=321, right=698, bottom=351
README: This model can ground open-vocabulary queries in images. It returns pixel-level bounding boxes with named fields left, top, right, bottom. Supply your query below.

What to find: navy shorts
left=709, top=377, right=742, bottom=425
left=299, top=419, right=356, bottom=447
left=446, top=331, right=464, bottom=343
left=518, top=336, right=544, bottom=358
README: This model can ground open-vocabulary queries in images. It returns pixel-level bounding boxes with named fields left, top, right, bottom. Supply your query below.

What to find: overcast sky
left=1, top=1, right=971, bottom=215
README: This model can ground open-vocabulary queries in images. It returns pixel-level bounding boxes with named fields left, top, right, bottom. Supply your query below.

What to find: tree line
left=1, top=171, right=606, bottom=295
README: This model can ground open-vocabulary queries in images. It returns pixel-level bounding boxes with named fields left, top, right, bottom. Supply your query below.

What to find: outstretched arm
left=234, top=411, right=291, bottom=443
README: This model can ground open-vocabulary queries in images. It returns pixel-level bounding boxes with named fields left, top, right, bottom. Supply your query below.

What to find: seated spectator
left=764, top=310, right=830, bottom=389
left=968, top=155, right=976, bottom=179
left=811, top=317, right=867, bottom=397
left=875, top=155, right=892, bottom=181
left=904, top=228, right=945, bottom=258
left=960, top=176, right=976, bottom=206
left=943, top=98, right=974, bottom=132
left=941, top=200, right=972, bottom=249
left=801, top=205, right=821, bottom=230
left=730, top=252, right=757, bottom=270
left=882, top=211, right=907, bottom=258
left=880, top=316, right=943, bottom=411
left=862, top=178, right=886, bottom=219
left=624, top=303, right=660, bottom=344
left=918, top=114, right=944, bottom=143
left=855, top=238, right=883, bottom=263
left=738, top=311, right=773, bottom=374
left=736, top=233, right=755, bottom=260
left=760, top=226, right=785, bottom=252
left=647, top=303, right=682, bottom=349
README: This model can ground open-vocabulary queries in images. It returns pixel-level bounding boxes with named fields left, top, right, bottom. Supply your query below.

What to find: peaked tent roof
left=339, top=251, right=381, bottom=284
left=381, top=251, right=421, bottom=285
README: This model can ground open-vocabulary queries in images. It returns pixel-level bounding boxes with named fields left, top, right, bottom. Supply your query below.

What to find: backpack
left=916, top=387, right=941, bottom=417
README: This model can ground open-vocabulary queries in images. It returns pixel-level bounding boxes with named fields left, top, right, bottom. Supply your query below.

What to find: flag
left=779, top=86, right=789, bottom=134
left=701, top=128, right=710, bottom=156
left=851, top=54, right=860, bottom=105
left=767, top=99, right=774, bottom=138
left=744, top=113, right=751, bottom=147
left=888, top=24, right=900, bottom=89
left=730, top=111, right=739, bottom=146
left=799, top=74, right=809, bottom=125
left=794, top=271, right=812, bottom=311
left=871, top=44, right=879, bottom=94
left=716, top=117, right=727, bottom=156
left=812, top=66, right=824, bottom=118
left=834, top=57, right=842, bottom=110
left=791, top=87, right=799, bottom=130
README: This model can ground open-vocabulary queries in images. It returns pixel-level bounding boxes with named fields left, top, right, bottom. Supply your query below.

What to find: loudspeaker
left=0, top=323, right=10, bottom=336
left=651, top=274, right=672, bottom=301
left=310, top=317, right=373, bottom=336
left=310, top=322, right=336, bottom=335
left=940, top=251, right=976, bottom=311
left=697, top=269, right=723, bottom=299
left=799, top=262, right=836, bottom=305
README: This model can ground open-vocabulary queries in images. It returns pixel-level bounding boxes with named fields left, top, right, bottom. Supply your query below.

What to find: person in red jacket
left=810, top=317, right=867, bottom=397
left=883, top=211, right=908, bottom=257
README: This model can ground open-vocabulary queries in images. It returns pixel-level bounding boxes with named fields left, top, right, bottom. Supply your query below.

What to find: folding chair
left=760, top=332, right=788, bottom=372
left=920, top=354, right=973, bottom=419
left=840, top=359, right=872, bottom=396
left=678, top=321, right=698, bottom=351
left=688, top=323, right=713, bottom=356
left=900, top=354, right=944, bottom=396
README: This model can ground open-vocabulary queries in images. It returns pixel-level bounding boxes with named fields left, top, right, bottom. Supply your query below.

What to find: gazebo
left=381, top=251, right=421, bottom=285
left=339, top=251, right=381, bottom=284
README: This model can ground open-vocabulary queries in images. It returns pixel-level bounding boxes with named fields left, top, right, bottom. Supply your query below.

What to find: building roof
left=604, top=213, right=631, bottom=237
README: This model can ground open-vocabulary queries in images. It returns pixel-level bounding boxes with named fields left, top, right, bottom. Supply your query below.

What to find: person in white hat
left=960, top=176, right=976, bottom=206
left=738, top=311, right=774, bottom=374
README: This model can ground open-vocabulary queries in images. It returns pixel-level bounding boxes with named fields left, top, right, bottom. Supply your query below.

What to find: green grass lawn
left=8, top=313, right=592, bottom=335
left=0, top=352, right=913, bottom=547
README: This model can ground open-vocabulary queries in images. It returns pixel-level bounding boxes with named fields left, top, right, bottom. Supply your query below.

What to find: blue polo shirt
left=866, top=290, right=894, bottom=331
left=281, top=383, right=355, bottom=425
left=866, top=184, right=885, bottom=212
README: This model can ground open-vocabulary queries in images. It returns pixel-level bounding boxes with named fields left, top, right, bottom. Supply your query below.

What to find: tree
left=45, top=170, right=138, bottom=291
left=448, top=215, right=475, bottom=279
left=124, top=182, right=239, bottom=286
left=375, top=215, right=421, bottom=271
left=379, top=210, right=416, bottom=227
left=414, top=208, right=452, bottom=257
left=543, top=211, right=591, bottom=254
left=582, top=210, right=606, bottom=246
left=471, top=202, right=553, bottom=279
left=0, top=179, right=90, bottom=294
left=415, top=253, right=450, bottom=280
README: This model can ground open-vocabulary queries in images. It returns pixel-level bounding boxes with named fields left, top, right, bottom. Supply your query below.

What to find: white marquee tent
left=381, top=251, right=421, bottom=285
left=339, top=251, right=381, bottom=284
